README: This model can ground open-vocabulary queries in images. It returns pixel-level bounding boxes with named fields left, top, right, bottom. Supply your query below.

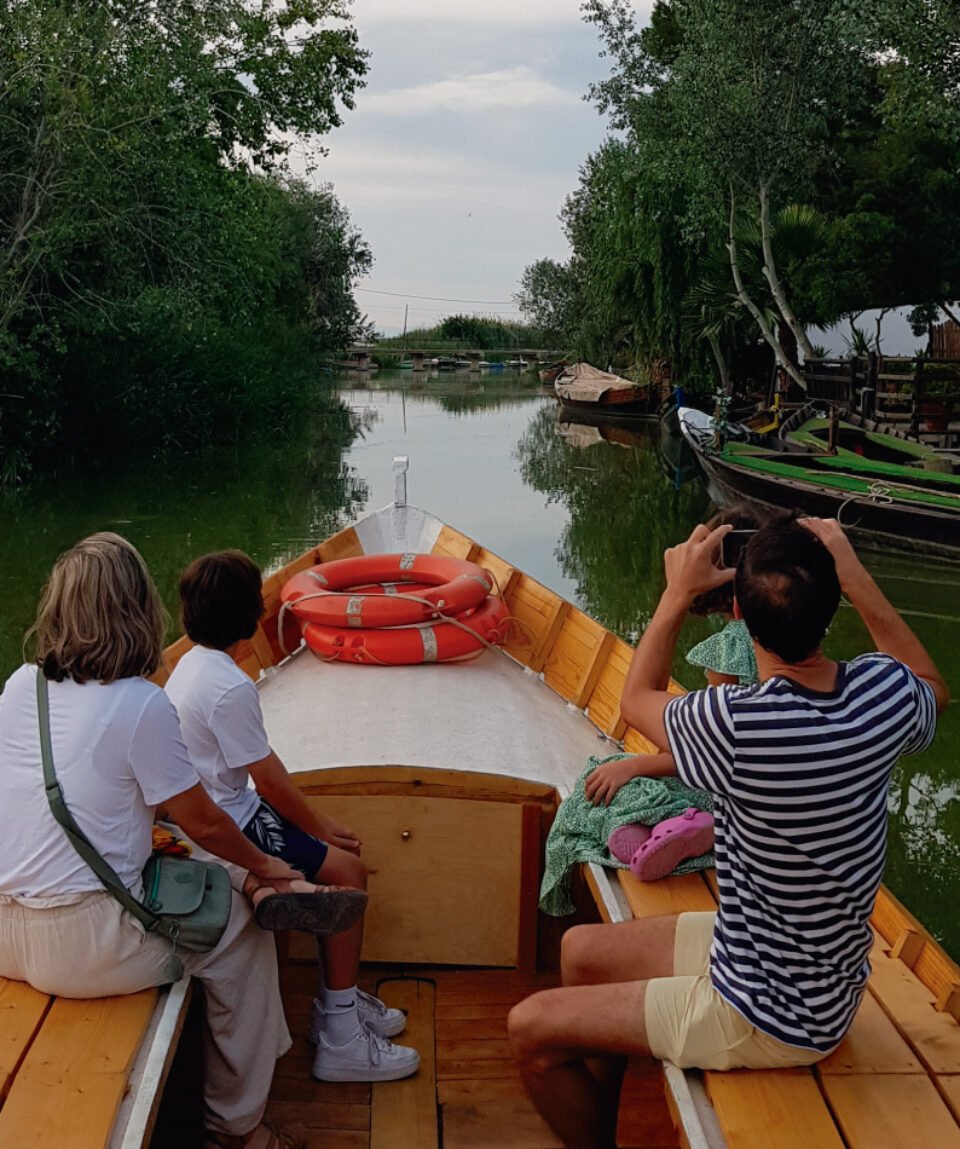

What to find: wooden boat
left=679, top=405, right=960, bottom=561
left=539, top=360, right=570, bottom=386
left=555, top=363, right=656, bottom=420
left=4, top=458, right=960, bottom=1149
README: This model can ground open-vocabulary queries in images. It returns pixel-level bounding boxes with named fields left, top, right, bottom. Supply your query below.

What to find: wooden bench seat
left=613, top=868, right=960, bottom=1149
left=0, top=974, right=190, bottom=1149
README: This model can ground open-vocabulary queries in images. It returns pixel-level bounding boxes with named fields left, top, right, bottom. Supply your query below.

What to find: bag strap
left=36, top=669, right=159, bottom=933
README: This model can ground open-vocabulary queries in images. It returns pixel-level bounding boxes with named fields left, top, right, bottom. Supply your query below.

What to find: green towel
left=539, top=754, right=714, bottom=916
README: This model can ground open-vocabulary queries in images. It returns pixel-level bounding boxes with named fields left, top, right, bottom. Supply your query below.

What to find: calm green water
left=1, top=371, right=958, bottom=955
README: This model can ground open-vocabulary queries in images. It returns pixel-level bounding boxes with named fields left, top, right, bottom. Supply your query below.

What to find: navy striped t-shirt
left=664, top=653, right=937, bottom=1052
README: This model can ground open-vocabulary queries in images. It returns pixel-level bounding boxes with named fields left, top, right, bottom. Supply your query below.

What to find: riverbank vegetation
left=375, top=315, right=549, bottom=356
left=518, top=1, right=960, bottom=391
left=0, top=0, right=370, bottom=482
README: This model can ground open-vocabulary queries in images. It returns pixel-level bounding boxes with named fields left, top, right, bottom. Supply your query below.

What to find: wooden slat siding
left=293, top=765, right=557, bottom=808
left=818, top=992, right=923, bottom=1074
left=518, top=804, right=543, bottom=972
left=0, top=980, right=51, bottom=1105
left=431, top=525, right=478, bottom=562
left=250, top=623, right=277, bottom=670
left=891, top=927, right=926, bottom=969
left=868, top=884, right=960, bottom=1012
left=867, top=935, right=960, bottom=1075
left=820, top=1075, right=960, bottom=1148
left=583, top=867, right=614, bottom=924
left=369, top=980, right=438, bottom=1149
left=469, top=547, right=516, bottom=600
left=0, top=991, right=158, bottom=1148
left=622, top=726, right=660, bottom=755
left=939, top=986, right=960, bottom=1022
left=617, top=871, right=716, bottom=919
left=271, top=546, right=324, bottom=584
left=585, top=637, right=633, bottom=739
left=542, top=608, right=611, bottom=706
left=266, top=1100, right=369, bottom=1132
left=317, top=527, right=363, bottom=564
left=439, top=1079, right=564, bottom=1149
left=153, top=634, right=194, bottom=686
left=500, top=575, right=568, bottom=671
left=261, top=569, right=287, bottom=617
left=940, top=1076, right=960, bottom=1123
left=705, top=1073, right=845, bottom=1149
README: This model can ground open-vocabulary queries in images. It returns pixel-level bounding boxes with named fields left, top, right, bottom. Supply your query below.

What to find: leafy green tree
left=523, top=0, right=960, bottom=393
left=514, top=259, right=580, bottom=349
left=0, top=0, right=369, bottom=476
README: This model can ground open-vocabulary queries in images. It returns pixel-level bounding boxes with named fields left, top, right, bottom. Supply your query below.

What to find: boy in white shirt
left=166, top=551, right=419, bottom=1083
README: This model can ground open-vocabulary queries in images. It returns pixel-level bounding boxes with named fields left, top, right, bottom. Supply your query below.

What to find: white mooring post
left=393, top=455, right=409, bottom=507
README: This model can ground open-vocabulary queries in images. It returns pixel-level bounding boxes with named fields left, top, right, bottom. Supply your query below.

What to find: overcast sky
left=304, top=1, right=651, bottom=335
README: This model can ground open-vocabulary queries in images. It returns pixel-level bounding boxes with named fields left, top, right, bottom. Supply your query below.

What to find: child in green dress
left=587, top=508, right=761, bottom=878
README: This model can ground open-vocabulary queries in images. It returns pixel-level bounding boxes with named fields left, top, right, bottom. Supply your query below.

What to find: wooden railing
left=804, top=355, right=960, bottom=437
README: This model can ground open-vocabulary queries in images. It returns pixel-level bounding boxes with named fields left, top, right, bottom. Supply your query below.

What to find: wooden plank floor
left=274, top=962, right=679, bottom=1149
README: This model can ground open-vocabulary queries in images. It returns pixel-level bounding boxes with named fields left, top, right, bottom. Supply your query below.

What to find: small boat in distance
left=554, top=362, right=655, bottom=419
left=539, top=360, right=569, bottom=385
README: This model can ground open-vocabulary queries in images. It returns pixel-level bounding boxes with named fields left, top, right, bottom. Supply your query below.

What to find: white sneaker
left=311, top=1023, right=420, bottom=1082
left=309, top=990, right=406, bottom=1043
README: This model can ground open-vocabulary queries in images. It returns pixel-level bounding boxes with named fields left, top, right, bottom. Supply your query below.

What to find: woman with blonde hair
left=0, top=533, right=313, bottom=1149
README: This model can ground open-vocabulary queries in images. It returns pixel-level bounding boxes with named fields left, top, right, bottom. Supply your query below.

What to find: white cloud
left=361, top=66, right=578, bottom=115
left=355, top=0, right=587, bottom=25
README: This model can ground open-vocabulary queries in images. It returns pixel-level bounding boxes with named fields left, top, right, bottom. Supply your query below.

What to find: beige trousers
left=0, top=888, right=291, bottom=1137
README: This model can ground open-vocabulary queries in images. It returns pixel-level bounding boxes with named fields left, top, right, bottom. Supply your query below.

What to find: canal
left=1, top=371, right=957, bottom=956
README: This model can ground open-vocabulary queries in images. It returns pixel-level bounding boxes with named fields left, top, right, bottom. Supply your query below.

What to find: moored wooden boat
left=679, top=406, right=960, bottom=562
left=4, top=459, right=960, bottom=1149
left=555, top=363, right=656, bottom=420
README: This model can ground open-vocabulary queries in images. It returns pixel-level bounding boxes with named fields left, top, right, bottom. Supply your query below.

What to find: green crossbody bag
left=37, top=670, right=232, bottom=971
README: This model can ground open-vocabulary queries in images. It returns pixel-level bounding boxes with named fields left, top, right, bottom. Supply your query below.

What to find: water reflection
left=0, top=401, right=365, bottom=674
left=516, top=405, right=713, bottom=648
left=0, top=376, right=956, bottom=957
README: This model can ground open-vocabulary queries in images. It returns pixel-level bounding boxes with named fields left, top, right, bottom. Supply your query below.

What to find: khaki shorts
left=644, top=912, right=829, bottom=1070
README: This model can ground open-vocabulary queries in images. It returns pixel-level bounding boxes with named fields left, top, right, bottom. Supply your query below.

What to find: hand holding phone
left=721, top=529, right=756, bottom=568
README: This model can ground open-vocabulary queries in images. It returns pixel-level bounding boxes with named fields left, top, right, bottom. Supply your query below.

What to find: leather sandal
left=203, top=1120, right=307, bottom=1149
left=253, top=887, right=367, bottom=935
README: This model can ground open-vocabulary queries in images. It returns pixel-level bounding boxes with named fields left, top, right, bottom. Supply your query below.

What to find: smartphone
left=721, top=529, right=756, bottom=568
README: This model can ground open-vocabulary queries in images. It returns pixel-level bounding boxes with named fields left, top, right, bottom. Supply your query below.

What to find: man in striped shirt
left=509, top=516, right=947, bottom=1149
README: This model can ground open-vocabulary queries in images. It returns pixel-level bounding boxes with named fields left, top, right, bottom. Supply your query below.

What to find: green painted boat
left=679, top=405, right=960, bottom=561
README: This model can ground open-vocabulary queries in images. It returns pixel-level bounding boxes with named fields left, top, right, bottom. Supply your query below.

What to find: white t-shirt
left=164, top=645, right=269, bottom=830
left=0, top=665, right=199, bottom=898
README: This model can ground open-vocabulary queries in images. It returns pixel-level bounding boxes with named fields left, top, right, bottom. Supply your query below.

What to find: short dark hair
left=179, top=551, right=263, bottom=650
left=734, top=517, right=841, bottom=663
left=689, top=505, right=762, bottom=618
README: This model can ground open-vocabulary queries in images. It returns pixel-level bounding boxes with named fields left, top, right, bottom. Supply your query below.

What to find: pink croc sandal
left=629, top=808, right=714, bottom=882
left=607, top=823, right=652, bottom=864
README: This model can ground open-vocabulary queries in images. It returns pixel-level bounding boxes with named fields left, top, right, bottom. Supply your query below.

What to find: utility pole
left=401, top=304, right=409, bottom=352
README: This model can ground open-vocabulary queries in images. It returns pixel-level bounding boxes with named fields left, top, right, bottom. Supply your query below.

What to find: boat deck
left=260, top=642, right=611, bottom=794
left=268, top=960, right=676, bottom=1149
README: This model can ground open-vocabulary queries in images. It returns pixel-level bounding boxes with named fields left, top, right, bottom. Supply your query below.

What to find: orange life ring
left=302, top=595, right=510, bottom=666
left=281, top=554, right=493, bottom=629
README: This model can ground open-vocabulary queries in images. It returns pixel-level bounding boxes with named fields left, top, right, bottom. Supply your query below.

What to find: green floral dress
left=686, top=618, right=758, bottom=685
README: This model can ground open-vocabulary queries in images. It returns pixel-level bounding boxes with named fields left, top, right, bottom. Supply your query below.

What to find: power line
left=355, top=286, right=519, bottom=306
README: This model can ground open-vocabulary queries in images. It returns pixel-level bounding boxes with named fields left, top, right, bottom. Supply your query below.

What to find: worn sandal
left=253, top=887, right=368, bottom=935
left=203, top=1120, right=307, bottom=1149
left=629, top=808, right=714, bottom=882
left=606, top=822, right=652, bottom=864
